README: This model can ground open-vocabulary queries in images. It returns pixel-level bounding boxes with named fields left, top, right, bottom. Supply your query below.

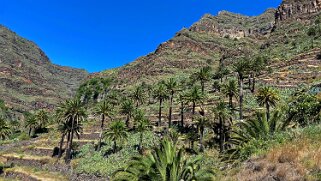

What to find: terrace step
left=2, top=166, right=68, bottom=181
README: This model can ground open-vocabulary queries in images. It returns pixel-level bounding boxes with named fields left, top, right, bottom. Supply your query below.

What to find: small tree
left=104, top=120, right=128, bottom=153
left=120, top=99, right=135, bottom=128
left=256, top=87, right=279, bottom=122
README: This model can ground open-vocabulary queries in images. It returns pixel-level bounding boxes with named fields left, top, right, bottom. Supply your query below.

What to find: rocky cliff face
left=276, top=0, right=321, bottom=21
left=0, top=25, right=89, bottom=112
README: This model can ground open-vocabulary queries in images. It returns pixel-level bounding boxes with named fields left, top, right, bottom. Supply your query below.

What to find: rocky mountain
left=0, top=25, right=89, bottom=112
left=91, top=0, right=321, bottom=92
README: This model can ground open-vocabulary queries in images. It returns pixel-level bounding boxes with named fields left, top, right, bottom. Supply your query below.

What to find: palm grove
left=1, top=53, right=321, bottom=180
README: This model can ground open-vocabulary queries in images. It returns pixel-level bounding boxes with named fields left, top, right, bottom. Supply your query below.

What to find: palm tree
left=194, top=116, right=208, bottom=152
left=35, top=109, right=49, bottom=129
left=164, top=78, right=179, bottom=128
left=211, top=101, right=232, bottom=152
left=233, top=58, right=250, bottom=120
left=104, top=120, right=128, bottom=152
left=222, top=79, right=238, bottom=111
left=0, top=117, right=11, bottom=140
left=186, top=86, right=204, bottom=117
left=213, top=64, right=230, bottom=83
left=153, top=82, right=168, bottom=127
left=120, top=99, right=135, bottom=128
left=56, top=98, right=87, bottom=162
left=113, top=138, right=214, bottom=181
left=249, top=56, right=265, bottom=93
left=131, top=85, right=145, bottom=108
left=133, top=109, right=151, bottom=151
left=25, top=113, right=37, bottom=137
left=106, top=90, right=121, bottom=108
left=256, top=86, right=279, bottom=122
left=95, top=100, right=114, bottom=151
left=192, top=66, right=212, bottom=93
left=178, top=93, right=187, bottom=127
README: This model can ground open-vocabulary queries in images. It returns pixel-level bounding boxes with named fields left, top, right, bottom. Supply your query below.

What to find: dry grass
left=1, top=153, right=53, bottom=163
left=4, top=166, right=68, bottom=181
left=221, top=135, right=321, bottom=180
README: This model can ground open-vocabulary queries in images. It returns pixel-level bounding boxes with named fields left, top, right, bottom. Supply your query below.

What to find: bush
left=74, top=131, right=158, bottom=176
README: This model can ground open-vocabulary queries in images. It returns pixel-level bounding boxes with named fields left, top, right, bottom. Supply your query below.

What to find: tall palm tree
left=186, top=86, right=204, bottom=117
left=56, top=98, right=87, bottom=162
left=120, top=99, right=135, bottom=128
left=153, top=82, right=168, bottom=127
left=0, top=117, right=11, bottom=140
left=256, top=86, right=279, bottom=122
left=194, top=116, right=208, bottom=152
left=178, top=93, right=187, bottom=127
left=113, top=138, right=214, bottom=181
left=131, top=85, right=145, bottom=108
left=104, top=120, right=128, bottom=152
left=211, top=101, right=232, bottom=152
left=222, top=79, right=238, bottom=111
left=164, top=78, right=179, bottom=128
left=133, top=109, right=151, bottom=151
left=233, top=58, right=250, bottom=120
left=95, top=100, right=114, bottom=151
left=192, top=66, right=212, bottom=93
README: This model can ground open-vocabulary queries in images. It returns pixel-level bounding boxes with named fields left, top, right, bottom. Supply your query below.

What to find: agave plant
left=228, top=110, right=288, bottom=160
left=113, top=138, right=214, bottom=181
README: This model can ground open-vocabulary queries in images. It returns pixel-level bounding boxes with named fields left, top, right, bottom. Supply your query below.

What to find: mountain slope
left=0, top=25, right=89, bottom=112
left=91, top=0, right=321, bottom=92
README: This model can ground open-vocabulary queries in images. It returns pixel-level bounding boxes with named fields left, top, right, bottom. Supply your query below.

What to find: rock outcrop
left=276, top=0, right=321, bottom=21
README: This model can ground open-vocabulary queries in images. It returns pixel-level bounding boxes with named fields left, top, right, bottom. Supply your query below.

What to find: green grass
left=74, top=131, right=159, bottom=176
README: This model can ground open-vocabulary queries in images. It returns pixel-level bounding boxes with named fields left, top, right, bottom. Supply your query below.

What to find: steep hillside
left=93, top=0, right=321, bottom=92
left=0, top=25, right=89, bottom=112
left=96, top=9, right=276, bottom=89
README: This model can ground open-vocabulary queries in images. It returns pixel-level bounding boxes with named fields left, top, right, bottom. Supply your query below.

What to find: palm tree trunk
left=168, top=93, right=174, bottom=128
left=239, top=76, right=244, bottom=120
left=192, top=101, right=196, bottom=115
left=126, top=115, right=130, bottom=128
left=180, top=101, right=184, bottom=127
left=201, top=81, right=205, bottom=94
left=66, top=119, right=75, bottom=162
left=28, top=128, right=32, bottom=137
left=251, top=74, right=256, bottom=93
left=266, top=102, right=270, bottom=122
left=97, top=114, right=105, bottom=151
left=199, top=127, right=204, bottom=152
left=219, top=117, right=224, bottom=152
left=58, top=133, right=66, bottom=158
left=229, top=94, right=233, bottom=110
left=113, top=140, right=117, bottom=153
left=139, top=132, right=143, bottom=151
left=158, top=99, right=163, bottom=127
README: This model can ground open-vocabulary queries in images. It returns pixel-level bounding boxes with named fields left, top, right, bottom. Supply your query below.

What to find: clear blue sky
left=1, top=0, right=282, bottom=73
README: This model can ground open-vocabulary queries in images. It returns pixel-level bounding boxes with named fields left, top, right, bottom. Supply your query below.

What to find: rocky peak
left=189, top=9, right=275, bottom=39
left=276, top=0, right=321, bottom=21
